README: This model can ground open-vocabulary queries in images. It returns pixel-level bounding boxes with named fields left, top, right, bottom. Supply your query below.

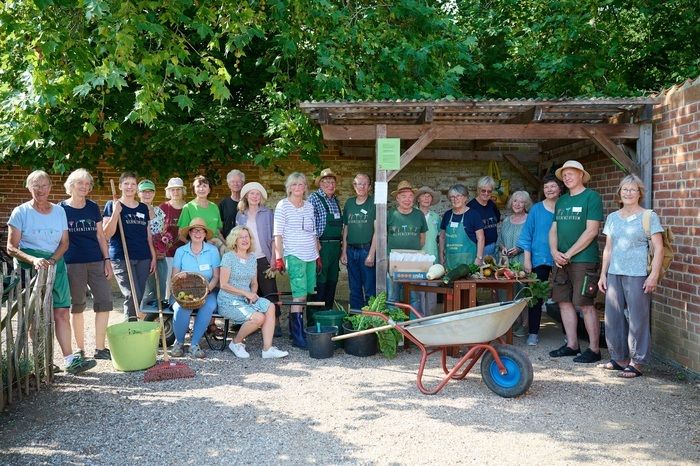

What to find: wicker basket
left=171, top=272, right=208, bottom=309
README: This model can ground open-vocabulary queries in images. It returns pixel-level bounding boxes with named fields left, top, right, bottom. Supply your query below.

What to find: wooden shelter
left=299, top=98, right=656, bottom=292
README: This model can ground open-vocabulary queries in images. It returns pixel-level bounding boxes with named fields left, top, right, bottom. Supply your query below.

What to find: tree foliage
left=0, top=0, right=698, bottom=177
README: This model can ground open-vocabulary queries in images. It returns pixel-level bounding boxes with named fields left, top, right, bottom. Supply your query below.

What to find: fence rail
left=1, top=263, right=55, bottom=411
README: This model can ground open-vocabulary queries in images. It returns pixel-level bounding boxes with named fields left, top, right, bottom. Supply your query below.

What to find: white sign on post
left=374, top=181, right=388, bottom=204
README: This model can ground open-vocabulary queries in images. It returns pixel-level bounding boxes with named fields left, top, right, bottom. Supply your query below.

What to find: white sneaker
left=527, top=334, right=539, bottom=346
left=229, top=342, right=250, bottom=358
left=262, top=347, right=289, bottom=359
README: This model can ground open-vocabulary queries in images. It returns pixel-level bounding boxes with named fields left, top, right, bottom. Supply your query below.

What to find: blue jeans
left=386, top=274, right=421, bottom=319
left=173, top=291, right=218, bottom=346
left=347, top=245, right=376, bottom=310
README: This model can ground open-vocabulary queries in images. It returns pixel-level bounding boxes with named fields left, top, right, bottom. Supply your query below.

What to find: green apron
left=316, top=194, right=342, bottom=283
left=18, top=247, right=71, bottom=308
left=445, top=211, right=477, bottom=270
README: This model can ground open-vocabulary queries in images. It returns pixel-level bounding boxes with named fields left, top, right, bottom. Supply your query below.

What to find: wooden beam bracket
left=582, top=127, right=640, bottom=176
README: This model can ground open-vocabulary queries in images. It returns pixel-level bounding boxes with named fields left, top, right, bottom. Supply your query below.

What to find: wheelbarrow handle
left=386, top=301, right=423, bottom=319
left=331, top=324, right=394, bottom=341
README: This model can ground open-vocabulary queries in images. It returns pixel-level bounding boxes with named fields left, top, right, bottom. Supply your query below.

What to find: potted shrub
left=343, top=292, right=407, bottom=358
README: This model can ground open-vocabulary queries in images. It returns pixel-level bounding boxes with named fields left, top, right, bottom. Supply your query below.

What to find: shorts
left=66, top=261, right=113, bottom=313
left=286, top=255, right=317, bottom=299
left=19, top=248, right=71, bottom=309
left=551, top=262, right=598, bottom=307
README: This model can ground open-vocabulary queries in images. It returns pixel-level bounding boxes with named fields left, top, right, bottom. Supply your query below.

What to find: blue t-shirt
left=173, top=242, right=221, bottom=281
left=467, top=198, right=501, bottom=245
left=439, top=209, right=484, bottom=244
left=60, top=199, right=104, bottom=264
left=517, top=202, right=555, bottom=268
left=103, top=201, right=152, bottom=261
left=603, top=210, right=662, bottom=277
left=8, top=202, right=67, bottom=252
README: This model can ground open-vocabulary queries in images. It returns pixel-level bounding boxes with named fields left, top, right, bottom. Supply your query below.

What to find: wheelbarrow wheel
left=480, top=344, right=533, bottom=398
left=143, top=313, right=176, bottom=347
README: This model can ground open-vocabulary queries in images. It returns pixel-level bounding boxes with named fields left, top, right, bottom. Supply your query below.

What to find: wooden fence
left=1, top=263, right=56, bottom=411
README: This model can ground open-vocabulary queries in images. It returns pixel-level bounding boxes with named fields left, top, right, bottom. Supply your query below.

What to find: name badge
left=626, top=214, right=637, bottom=222
left=333, top=213, right=341, bottom=220
left=450, top=222, right=459, bottom=228
left=136, top=212, right=145, bottom=219
left=360, top=209, right=367, bottom=215
left=199, top=264, right=210, bottom=271
left=572, top=207, right=582, bottom=213
left=239, top=258, right=247, bottom=264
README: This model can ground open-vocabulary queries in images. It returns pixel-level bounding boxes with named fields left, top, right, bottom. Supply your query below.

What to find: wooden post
left=375, top=124, right=388, bottom=294
left=637, top=123, right=653, bottom=208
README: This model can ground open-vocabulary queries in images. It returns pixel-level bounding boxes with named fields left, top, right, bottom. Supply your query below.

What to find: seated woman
left=218, top=226, right=288, bottom=359
left=171, top=218, right=220, bottom=358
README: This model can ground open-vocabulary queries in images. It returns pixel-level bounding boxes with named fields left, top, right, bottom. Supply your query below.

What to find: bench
left=140, top=292, right=327, bottom=351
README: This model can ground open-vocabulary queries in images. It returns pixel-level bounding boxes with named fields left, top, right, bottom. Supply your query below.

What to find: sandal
left=618, top=365, right=643, bottom=378
left=598, top=360, right=625, bottom=371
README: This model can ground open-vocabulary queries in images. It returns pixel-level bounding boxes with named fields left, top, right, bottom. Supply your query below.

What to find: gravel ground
left=1, top=306, right=698, bottom=466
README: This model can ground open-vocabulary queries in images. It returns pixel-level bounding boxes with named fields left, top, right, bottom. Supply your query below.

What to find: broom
left=144, top=254, right=195, bottom=382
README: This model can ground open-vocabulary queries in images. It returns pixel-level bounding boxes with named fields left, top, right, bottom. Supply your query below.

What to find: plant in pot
left=343, top=292, right=407, bottom=358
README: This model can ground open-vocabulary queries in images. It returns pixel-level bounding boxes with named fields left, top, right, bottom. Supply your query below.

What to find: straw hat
left=415, top=186, right=440, bottom=205
left=240, top=182, right=268, bottom=201
left=179, top=217, right=213, bottom=241
left=165, top=177, right=185, bottom=192
left=555, top=160, right=591, bottom=184
left=391, top=180, right=416, bottom=197
left=137, top=179, right=156, bottom=192
left=314, top=168, right=340, bottom=186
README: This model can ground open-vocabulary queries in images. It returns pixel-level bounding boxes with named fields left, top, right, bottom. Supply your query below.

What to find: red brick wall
left=649, top=78, right=700, bottom=372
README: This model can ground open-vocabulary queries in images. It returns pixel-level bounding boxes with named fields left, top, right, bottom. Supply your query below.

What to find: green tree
left=0, top=0, right=473, bottom=178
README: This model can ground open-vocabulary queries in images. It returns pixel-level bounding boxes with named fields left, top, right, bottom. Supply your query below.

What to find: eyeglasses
left=190, top=228, right=205, bottom=234
left=448, top=195, right=465, bottom=200
left=480, top=189, right=493, bottom=194
left=353, top=182, right=369, bottom=187
left=621, top=188, right=639, bottom=193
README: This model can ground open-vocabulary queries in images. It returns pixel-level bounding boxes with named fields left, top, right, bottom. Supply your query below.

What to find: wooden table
left=400, top=278, right=533, bottom=346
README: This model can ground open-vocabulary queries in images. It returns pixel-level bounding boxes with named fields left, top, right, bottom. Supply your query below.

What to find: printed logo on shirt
left=67, top=219, right=97, bottom=233
left=388, top=224, right=422, bottom=237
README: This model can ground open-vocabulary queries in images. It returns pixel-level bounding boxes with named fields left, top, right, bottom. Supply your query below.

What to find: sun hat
left=240, top=182, right=268, bottom=201
left=165, top=177, right=185, bottom=192
left=179, top=217, right=214, bottom=241
left=314, top=168, right=340, bottom=186
left=391, top=180, right=417, bottom=197
left=137, top=179, right=156, bottom=192
left=555, top=160, right=591, bottom=184
left=415, top=186, right=440, bottom=205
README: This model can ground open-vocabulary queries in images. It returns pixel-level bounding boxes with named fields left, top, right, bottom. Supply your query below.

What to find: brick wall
left=648, top=78, right=700, bottom=373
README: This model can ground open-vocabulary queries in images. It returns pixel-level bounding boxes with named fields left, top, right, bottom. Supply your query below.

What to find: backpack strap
left=642, top=209, right=652, bottom=239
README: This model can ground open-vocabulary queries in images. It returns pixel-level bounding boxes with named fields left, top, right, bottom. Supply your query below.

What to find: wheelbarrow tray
left=400, top=300, right=527, bottom=346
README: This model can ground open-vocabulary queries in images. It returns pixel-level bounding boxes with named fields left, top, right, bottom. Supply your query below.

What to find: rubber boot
left=289, top=312, right=307, bottom=349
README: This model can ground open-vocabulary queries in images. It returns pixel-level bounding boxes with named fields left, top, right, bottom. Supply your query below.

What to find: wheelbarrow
left=332, top=300, right=533, bottom=397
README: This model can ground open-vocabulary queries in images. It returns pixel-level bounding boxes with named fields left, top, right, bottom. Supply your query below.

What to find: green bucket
left=106, top=321, right=160, bottom=372
left=313, top=310, right=346, bottom=348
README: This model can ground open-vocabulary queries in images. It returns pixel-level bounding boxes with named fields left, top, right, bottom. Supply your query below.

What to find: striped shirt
left=273, top=198, right=319, bottom=262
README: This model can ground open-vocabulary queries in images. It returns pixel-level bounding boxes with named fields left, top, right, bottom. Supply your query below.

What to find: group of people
left=6, top=160, right=663, bottom=379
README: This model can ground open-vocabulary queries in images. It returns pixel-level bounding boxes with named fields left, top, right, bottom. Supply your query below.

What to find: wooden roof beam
left=505, top=106, right=541, bottom=124
left=339, top=146, right=540, bottom=162
left=321, top=123, right=640, bottom=141
left=582, top=127, right=640, bottom=176
left=503, top=154, right=542, bottom=190
left=416, top=106, right=433, bottom=124
left=386, top=127, right=440, bottom=182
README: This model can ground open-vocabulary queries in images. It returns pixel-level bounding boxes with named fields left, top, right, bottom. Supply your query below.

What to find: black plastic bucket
left=313, top=310, right=346, bottom=348
left=342, top=322, right=378, bottom=357
left=305, top=326, right=338, bottom=359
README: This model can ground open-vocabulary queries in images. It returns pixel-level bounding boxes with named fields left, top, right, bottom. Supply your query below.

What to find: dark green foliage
left=1, top=1, right=697, bottom=174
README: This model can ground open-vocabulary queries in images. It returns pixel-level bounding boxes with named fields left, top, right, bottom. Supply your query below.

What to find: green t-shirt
left=387, top=207, right=428, bottom=252
left=178, top=200, right=223, bottom=235
left=342, top=196, right=375, bottom=245
left=554, top=188, right=603, bottom=263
